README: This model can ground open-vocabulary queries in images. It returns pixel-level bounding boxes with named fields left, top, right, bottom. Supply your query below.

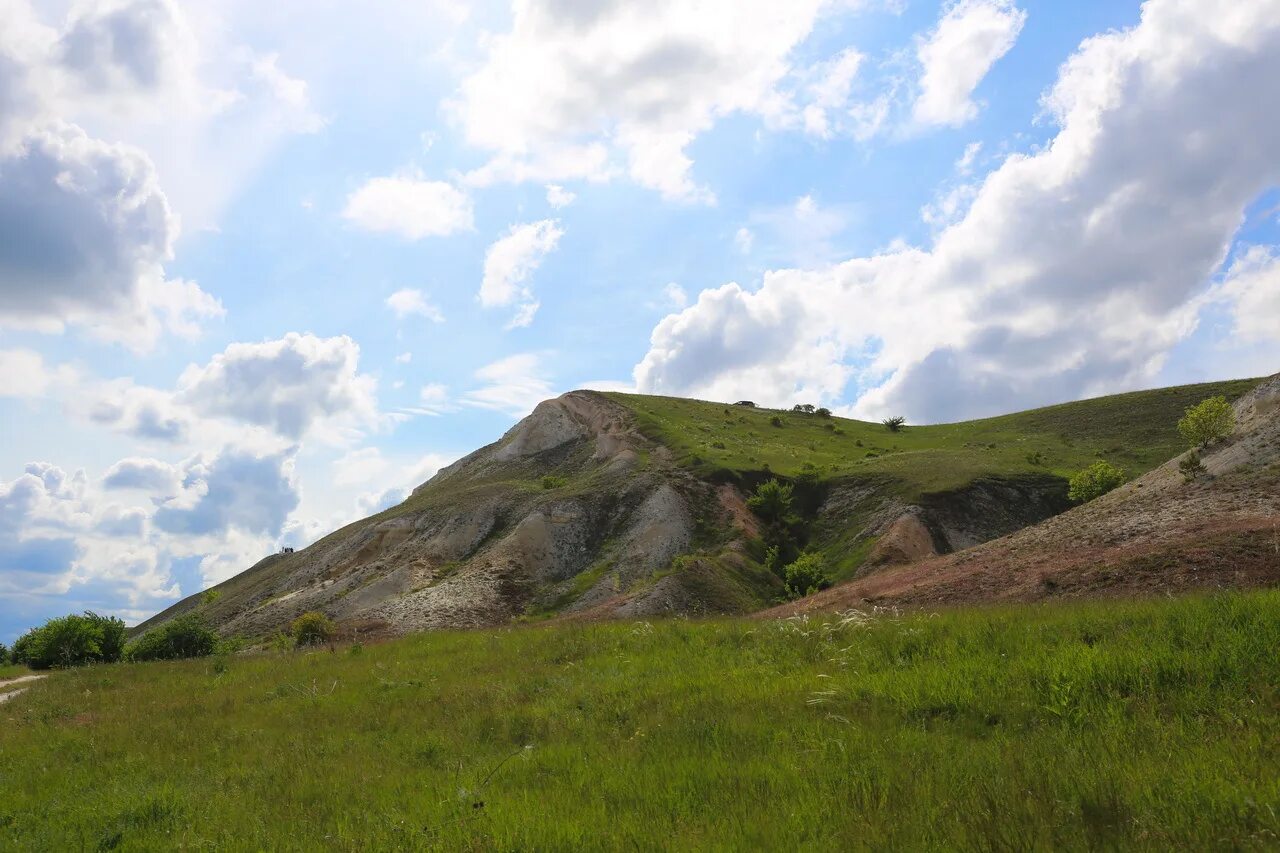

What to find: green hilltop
left=608, top=377, right=1258, bottom=495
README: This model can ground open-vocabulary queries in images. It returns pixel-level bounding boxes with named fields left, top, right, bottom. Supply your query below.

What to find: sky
left=2, top=0, right=1279, bottom=642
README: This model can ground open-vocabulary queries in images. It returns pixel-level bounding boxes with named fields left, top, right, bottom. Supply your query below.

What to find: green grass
left=608, top=378, right=1257, bottom=495
left=3, top=590, right=1277, bottom=850
left=0, top=664, right=28, bottom=681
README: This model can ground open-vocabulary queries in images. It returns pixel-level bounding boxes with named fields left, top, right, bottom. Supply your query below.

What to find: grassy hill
left=609, top=377, right=1258, bottom=495
left=3, top=590, right=1278, bottom=849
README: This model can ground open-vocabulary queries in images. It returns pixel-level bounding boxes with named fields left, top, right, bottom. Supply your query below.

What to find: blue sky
left=2, top=0, right=1278, bottom=642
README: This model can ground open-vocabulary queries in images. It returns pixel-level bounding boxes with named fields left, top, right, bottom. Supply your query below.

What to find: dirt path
left=0, top=674, right=47, bottom=704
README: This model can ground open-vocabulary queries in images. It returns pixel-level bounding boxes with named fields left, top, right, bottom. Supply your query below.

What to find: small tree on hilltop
left=882, top=416, right=906, bottom=433
left=1178, top=396, right=1235, bottom=449
left=1068, top=461, right=1126, bottom=503
left=292, top=612, right=335, bottom=648
left=0, top=642, right=9, bottom=665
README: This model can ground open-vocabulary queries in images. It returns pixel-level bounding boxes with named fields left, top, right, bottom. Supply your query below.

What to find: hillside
left=774, top=372, right=1280, bottom=614
left=134, top=377, right=1260, bottom=640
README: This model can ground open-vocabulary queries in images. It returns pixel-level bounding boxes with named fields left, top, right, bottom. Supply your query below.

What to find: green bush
left=1067, top=461, right=1126, bottom=503
left=769, top=415, right=784, bottom=428
left=125, top=614, right=218, bottom=662
left=1177, top=396, right=1235, bottom=448
left=747, top=479, right=795, bottom=526
left=1178, top=450, right=1206, bottom=483
left=540, top=474, right=568, bottom=490
left=782, top=553, right=832, bottom=600
left=292, top=612, right=335, bottom=648
left=0, top=641, right=9, bottom=665
left=10, top=612, right=126, bottom=670
left=882, top=416, right=906, bottom=432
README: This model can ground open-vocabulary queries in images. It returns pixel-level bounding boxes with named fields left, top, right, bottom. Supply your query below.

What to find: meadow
left=2, top=590, right=1277, bottom=850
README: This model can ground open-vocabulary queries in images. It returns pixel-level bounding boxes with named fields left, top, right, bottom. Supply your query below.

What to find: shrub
left=792, top=404, right=815, bottom=414
left=1026, top=451, right=1044, bottom=466
left=747, top=479, right=795, bottom=526
left=125, top=613, right=218, bottom=662
left=782, top=553, right=832, bottom=600
left=0, top=641, right=9, bottom=665
left=882, top=416, right=906, bottom=432
left=11, top=611, right=127, bottom=670
left=540, top=474, right=568, bottom=490
left=769, top=415, right=784, bottom=428
left=1067, top=461, right=1126, bottom=503
left=815, top=407, right=832, bottom=418
left=1177, top=396, right=1235, bottom=448
left=292, top=612, right=335, bottom=648
left=710, top=440, right=726, bottom=449
left=1178, top=450, right=1207, bottom=483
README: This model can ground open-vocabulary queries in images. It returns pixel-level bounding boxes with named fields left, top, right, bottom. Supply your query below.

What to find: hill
left=772, top=372, right=1280, bottom=615
left=134, top=377, right=1261, bottom=641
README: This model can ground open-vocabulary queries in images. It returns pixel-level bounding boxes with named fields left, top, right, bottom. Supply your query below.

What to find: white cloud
left=801, top=47, right=865, bottom=139
left=153, top=448, right=299, bottom=539
left=343, top=175, right=473, bottom=239
left=395, top=351, right=413, bottom=364
left=735, top=227, right=755, bottom=254
left=102, top=457, right=182, bottom=494
left=1218, top=246, right=1280, bottom=343
left=177, top=333, right=380, bottom=441
left=545, top=184, right=576, bottom=209
left=634, top=0, right=1280, bottom=421
left=663, top=283, right=688, bottom=310
left=463, top=353, right=555, bottom=417
left=0, top=349, right=77, bottom=398
left=0, top=123, right=223, bottom=349
left=912, top=0, right=1026, bottom=128
left=956, top=140, right=983, bottom=174
left=480, top=220, right=564, bottom=328
left=385, top=288, right=445, bottom=322
left=451, top=0, right=836, bottom=201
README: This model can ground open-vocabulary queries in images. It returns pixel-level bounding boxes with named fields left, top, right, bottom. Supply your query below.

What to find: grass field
left=609, top=378, right=1257, bottom=495
left=3, top=590, right=1277, bottom=850
left=0, top=665, right=28, bottom=681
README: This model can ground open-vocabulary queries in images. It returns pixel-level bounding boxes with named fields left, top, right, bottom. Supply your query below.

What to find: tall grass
left=2, top=591, right=1278, bottom=849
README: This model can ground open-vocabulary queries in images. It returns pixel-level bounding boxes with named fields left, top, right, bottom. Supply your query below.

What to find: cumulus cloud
left=463, top=353, right=555, bottom=417
left=0, top=123, right=223, bottom=347
left=480, top=220, right=564, bottom=329
left=102, top=457, right=182, bottom=493
left=912, top=0, right=1026, bottom=128
left=153, top=448, right=299, bottom=538
left=545, top=184, right=576, bottom=209
left=177, top=333, right=380, bottom=441
left=1217, top=246, right=1280, bottom=343
left=343, top=174, right=474, bottom=239
left=634, top=0, right=1280, bottom=421
left=452, top=0, right=837, bottom=201
left=89, top=381, right=193, bottom=443
left=0, top=349, right=77, bottom=398
left=385, top=288, right=445, bottom=321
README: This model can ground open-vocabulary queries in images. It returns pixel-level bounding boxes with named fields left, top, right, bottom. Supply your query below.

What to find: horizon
left=2, top=0, right=1279, bottom=642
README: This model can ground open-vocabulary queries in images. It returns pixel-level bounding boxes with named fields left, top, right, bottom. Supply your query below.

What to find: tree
left=815, top=407, right=832, bottom=418
left=1068, top=461, right=1126, bottom=503
left=0, top=642, right=9, bottom=665
left=882, top=416, right=906, bottom=433
left=747, top=479, right=795, bottom=526
left=783, top=553, right=832, bottom=600
left=125, top=614, right=218, bottom=662
left=792, top=403, right=816, bottom=414
left=292, top=612, right=335, bottom=647
left=1177, top=396, right=1235, bottom=448
left=10, top=612, right=126, bottom=670
left=1178, top=450, right=1206, bottom=484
